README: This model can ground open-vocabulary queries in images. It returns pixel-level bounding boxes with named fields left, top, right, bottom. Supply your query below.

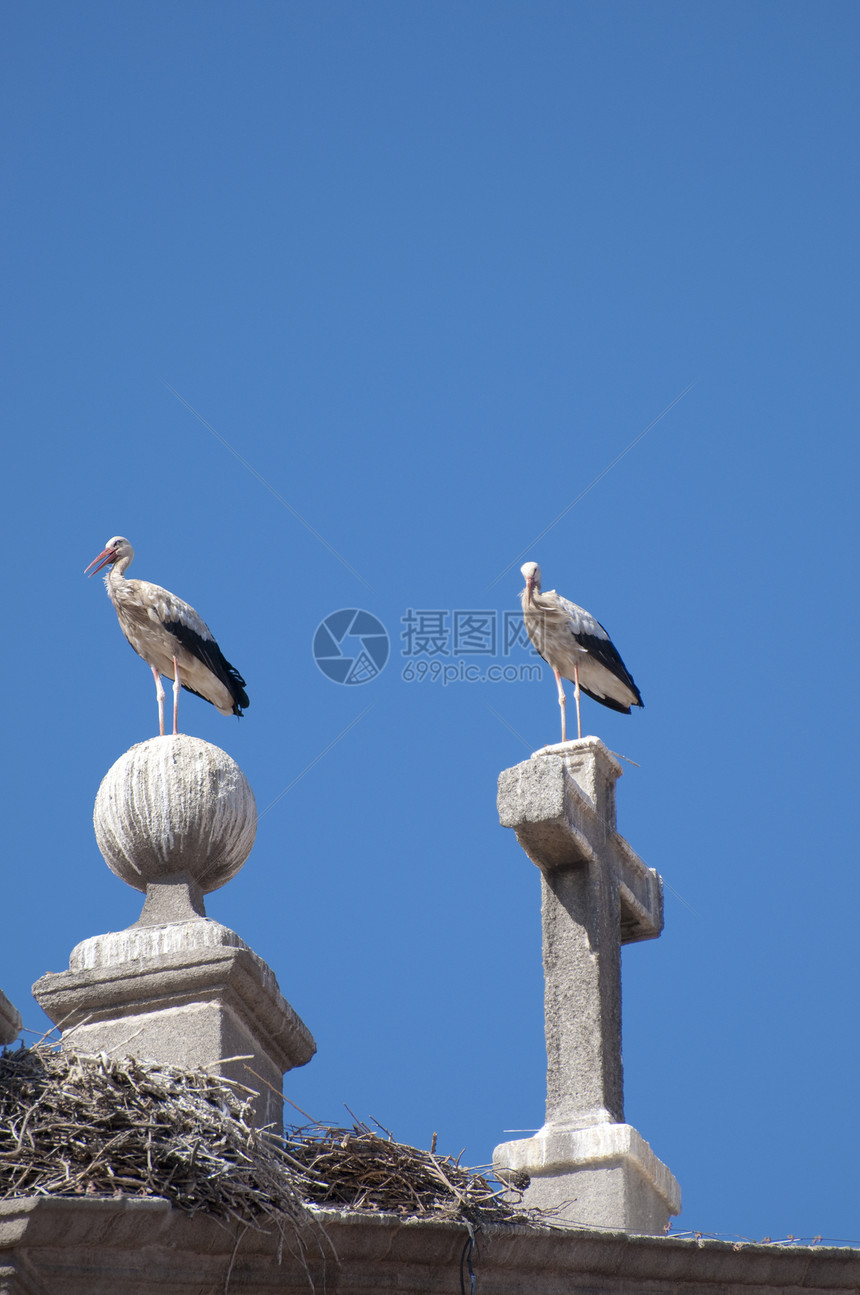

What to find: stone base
left=494, top=1122, right=681, bottom=1235
left=33, top=916, right=315, bottom=1132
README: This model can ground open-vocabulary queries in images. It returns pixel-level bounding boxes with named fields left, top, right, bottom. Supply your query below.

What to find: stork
left=85, top=536, right=249, bottom=736
left=520, top=561, right=642, bottom=742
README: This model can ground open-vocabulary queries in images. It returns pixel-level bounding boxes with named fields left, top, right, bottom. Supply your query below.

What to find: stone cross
left=493, top=737, right=680, bottom=1234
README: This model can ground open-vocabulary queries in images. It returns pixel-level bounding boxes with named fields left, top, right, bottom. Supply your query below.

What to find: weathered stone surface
left=1, top=1197, right=859, bottom=1295
left=494, top=737, right=679, bottom=1234
left=495, top=1122, right=681, bottom=1235
left=94, top=735, right=256, bottom=893
left=0, top=990, right=20, bottom=1046
left=497, top=738, right=662, bottom=942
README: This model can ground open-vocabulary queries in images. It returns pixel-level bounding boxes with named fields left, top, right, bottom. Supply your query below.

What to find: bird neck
left=105, top=555, right=132, bottom=590
left=521, top=585, right=544, bottom=613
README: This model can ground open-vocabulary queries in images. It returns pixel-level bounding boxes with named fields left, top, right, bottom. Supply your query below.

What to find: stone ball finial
left=94, top=735, right=257, bottom=894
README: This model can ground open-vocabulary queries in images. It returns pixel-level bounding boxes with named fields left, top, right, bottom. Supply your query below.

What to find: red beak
left=525, top=575, right=535, bottom=606
left=84, top=547, right=115, bottom=577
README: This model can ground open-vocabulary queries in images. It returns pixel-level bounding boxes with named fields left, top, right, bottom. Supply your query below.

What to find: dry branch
left=283, top=1120, right=527, bottom=1224
left=0, top=1047, right=529, bottom=1230
left=0, top=1045, right=305, bottom=1229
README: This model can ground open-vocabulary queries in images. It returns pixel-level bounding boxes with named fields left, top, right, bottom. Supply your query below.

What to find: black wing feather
left=163, top=619, right=249, bottom=716
left=570, top=626, right=643, bottom=712
left=576, top=681, right=636, bottom=714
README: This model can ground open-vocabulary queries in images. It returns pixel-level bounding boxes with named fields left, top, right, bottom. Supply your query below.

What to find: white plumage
left=520, top=561, right=642, bottom=742
left=85, top=536, right=248, bottom=735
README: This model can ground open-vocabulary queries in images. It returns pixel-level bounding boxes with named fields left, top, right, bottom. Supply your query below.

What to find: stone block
left=495, top=1122, right=681, bottom=1235
left=33, top=918, right=315, bottom=1131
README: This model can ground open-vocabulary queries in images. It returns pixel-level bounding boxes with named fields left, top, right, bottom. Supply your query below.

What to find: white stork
left=85, top=536, right=249, bottom=736
left=520, top=561, right=642, bottom=743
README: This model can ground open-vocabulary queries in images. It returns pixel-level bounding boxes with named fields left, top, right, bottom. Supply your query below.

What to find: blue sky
left=2, top=1, right=858, bottom=1243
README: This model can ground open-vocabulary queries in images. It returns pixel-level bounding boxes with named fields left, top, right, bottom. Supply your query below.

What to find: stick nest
left=0, top=1044, right=305, bottom=1228
left=283, top=1119, right=527, bottom=1224
left=0, top=1046, right=528, bottom=1229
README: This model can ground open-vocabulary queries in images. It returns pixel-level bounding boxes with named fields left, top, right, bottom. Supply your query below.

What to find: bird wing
left=553, top=592, right=643, bottom=708
left=146, top=585, right=249, bottom=714
left=162, top=617, right=249, bottom=713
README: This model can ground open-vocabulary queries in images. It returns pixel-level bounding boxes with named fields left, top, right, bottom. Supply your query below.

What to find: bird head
left=85, top=536, right=134, bottom=576
left=520, top=561, right=541, bottom=606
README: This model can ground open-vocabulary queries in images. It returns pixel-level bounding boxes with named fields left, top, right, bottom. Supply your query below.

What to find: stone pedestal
left=496, top=1122, right=679, bottom=1235
left=33, top=736, right=315, bottom=1131
left=493, top=737, right=680, bottom=1233
left=33, top=916, right=313, bottom=1131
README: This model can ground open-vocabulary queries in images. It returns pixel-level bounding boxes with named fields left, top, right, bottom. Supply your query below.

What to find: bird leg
left=553, top=668, right=567, bottom=743
left=172, top=657, right=181, bottom=736
left=574, top=663, right=582, bottom=740
left=151, top=666, right=165, bottom=737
